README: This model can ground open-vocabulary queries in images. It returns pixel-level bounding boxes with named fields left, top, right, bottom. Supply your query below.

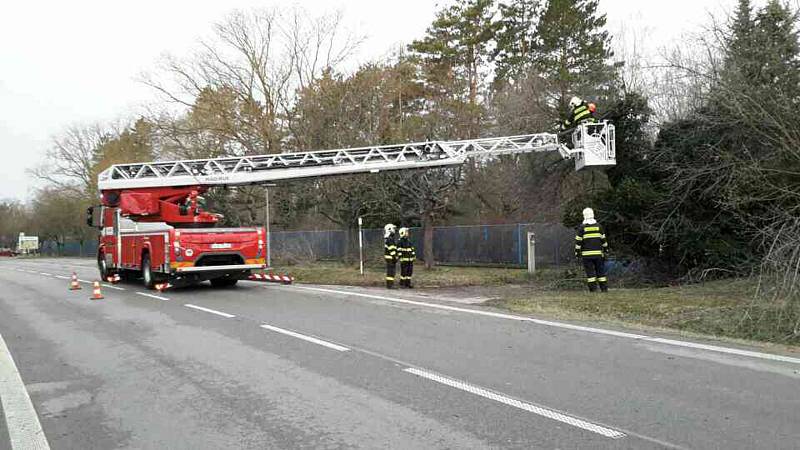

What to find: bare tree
left=142, top=7, right=363, bottom=158
left=30, top=123, right=114, bottom=195
left=388, top=168, right=463, bottom=269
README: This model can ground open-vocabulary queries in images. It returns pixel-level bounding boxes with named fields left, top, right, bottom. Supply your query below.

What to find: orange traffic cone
left=69, top=273, right=81, bottom=290
left=90, top=281, right=104, bottom=300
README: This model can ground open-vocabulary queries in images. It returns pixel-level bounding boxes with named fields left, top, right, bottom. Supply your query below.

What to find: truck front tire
left=97, top=253, right=110, bottom=280
left=142, top=253, right=155, bottom=289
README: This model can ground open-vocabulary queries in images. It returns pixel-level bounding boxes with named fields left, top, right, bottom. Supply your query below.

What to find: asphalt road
left=0, top=258, right=798, bottom=449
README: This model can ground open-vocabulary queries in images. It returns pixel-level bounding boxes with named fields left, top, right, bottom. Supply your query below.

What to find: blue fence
left=270, top=223, right=573, bottom=267
left=36, top=222, right=574, bottom=267
left=40, top=240, right=98, bottom=257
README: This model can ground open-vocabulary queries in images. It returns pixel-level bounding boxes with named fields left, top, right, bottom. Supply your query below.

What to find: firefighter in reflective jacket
left=563, top=96, right=597, bottom=130
left=384, top=224, right=398, bottom=289
left=397, top=227, right=416, bottom=288
left=575, top=208, right=609, bottom=292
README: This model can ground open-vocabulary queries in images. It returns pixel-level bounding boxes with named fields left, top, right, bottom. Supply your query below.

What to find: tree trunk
left=423, top=211, right=435, bottom=269
left=344, top=227, right=356, bottom=264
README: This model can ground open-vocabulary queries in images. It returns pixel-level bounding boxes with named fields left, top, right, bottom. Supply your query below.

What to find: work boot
left=600, top=283, right=608, bottom=293
left=588, top=283, right=598, bottom=293
left=386, top=280, right=395, bottom=289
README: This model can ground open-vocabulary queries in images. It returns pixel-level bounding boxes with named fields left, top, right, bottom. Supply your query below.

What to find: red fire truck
left=88, top=187, right=266, bottom=288
left=88, top=122, right=615, bottom=289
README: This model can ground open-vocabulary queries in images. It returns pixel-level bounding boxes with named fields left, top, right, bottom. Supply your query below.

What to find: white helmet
left=582, top=207, right=595, bottom=221
left=398, top=227, right=409, bottom=237
left=384, top=223, right=396, bottom=238
left=569, top=96, right=582, bottom=108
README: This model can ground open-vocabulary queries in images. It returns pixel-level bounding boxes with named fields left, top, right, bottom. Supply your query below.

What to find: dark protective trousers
left=386, top=261, right=396, bottom=288
left=582, top=257, right=608, bottom=292
left=400, top=261, right=414, bottom=287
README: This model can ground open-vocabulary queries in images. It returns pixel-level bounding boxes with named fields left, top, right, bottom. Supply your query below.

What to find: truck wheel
left=210, top=278, right=238, bottom=288
left=142, top=253, right=155, bottom=289
left=97, top=253, right=110, bottom=280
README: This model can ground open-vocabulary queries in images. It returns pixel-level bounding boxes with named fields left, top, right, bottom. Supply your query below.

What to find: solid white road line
left=102, top=284, right=126, bottom=291
left=292, top=286, right=800, bottom=366
left=184, top=304, right=236, bottom=318
left=77, top=279, right=91, bottom=284
left=404, top=367, right=625, bottom=439
left=260, top=324, right=350, bottom=352
left=39, top=272, right=52, bottom=276
left=0, top=332, right=51, bottom=450
left=136, top=292, right=169, bottom=301
left=54, top=275, right=69, bottom=280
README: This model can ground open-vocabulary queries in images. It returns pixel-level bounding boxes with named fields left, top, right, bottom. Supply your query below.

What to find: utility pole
left=264, top=184, right=276, bottom=268
left=358, top=217, right=364, bottom=276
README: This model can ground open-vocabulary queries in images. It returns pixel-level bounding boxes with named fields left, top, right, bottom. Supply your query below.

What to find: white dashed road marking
left=136, top=292, right=169, bottom=301
left=404, top=367, right=625, bottom=439
left=102, top=284, right=126, bottom=291
left=55, top=275, right=69, bottom=280
left=0, top=332, right=51, bottom=450
left=184, top=304, right=236, bottom=318
left=292, top=286, right=800, bottom=365
left=260, top=324, right=350, bottom=352
left=39, top=272, right=52, bottom=276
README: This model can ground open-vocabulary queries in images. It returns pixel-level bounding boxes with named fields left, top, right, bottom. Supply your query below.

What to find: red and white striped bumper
left=248, top=273, right=294, bottom=285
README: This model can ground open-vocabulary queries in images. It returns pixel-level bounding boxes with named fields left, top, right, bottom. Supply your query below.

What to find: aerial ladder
left=89, top=122, right=615, bottom=288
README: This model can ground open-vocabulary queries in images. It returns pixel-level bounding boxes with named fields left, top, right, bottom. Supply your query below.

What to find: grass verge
left=283, top=262, right=800, bottom=346
left=284, top=261, right=561, bottom=287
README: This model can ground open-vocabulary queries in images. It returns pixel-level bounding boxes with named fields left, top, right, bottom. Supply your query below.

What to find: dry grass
left=285, top=261, right=559, bottom=288
left=282, top=262, right=800, bottom=345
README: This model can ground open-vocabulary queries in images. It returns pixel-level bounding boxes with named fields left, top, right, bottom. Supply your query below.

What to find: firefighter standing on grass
left=397, top=227, right=416, bottom=288
left=574, top=208, right=610, bottom=293
left=384, top=224, right=398, bottom=289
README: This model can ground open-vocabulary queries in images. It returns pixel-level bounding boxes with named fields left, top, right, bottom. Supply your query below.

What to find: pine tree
left=532, top=0, right=618, bottom=115
left=751, top=0, right=800, bottom=95
left=729, top=0, right=754, bottom=55
left=408, top=0, right=496, bottom=138
left=493, top=0, right=541, bottom=84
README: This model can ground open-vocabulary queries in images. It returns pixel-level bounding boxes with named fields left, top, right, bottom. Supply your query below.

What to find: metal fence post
left=527, top=232, right=536, bottom=273
left=555, top=236, right=560, bottom=266
left=358, top=217, right=364, bottom=276
left=265, top=186, right=271, bottom=268
left=516, top=223, right=523, bottom=265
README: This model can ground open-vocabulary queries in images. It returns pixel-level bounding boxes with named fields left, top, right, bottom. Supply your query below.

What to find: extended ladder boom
left=98, top=122, right=615, bottom=191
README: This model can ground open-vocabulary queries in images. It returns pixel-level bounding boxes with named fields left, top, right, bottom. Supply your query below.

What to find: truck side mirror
left=86, top=206, right=103, bottom=228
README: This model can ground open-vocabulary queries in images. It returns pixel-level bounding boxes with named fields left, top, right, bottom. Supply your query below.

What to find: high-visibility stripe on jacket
left=397, top=237, right=416, bottom=262
left=575, top=223, right=609, bottom=258
left=385, top=236, right=397, bottom=261
left=564, top=102, right=597, bottom=128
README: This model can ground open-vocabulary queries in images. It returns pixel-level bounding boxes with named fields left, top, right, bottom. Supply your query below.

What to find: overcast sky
left=0, top=0, right=738, bottom=201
